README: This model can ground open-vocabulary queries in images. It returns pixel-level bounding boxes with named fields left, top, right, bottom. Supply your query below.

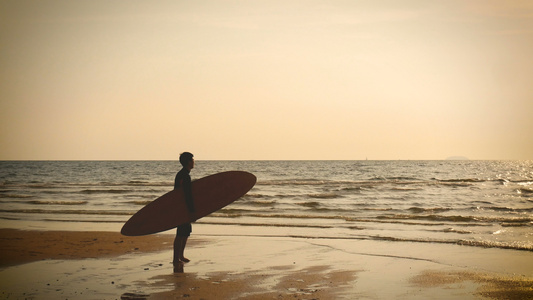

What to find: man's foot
left=172, top=260, right=183, bottom=267
left=173, top=262, right=184, bottom=273
left=180, top=257, right=190, bottom=263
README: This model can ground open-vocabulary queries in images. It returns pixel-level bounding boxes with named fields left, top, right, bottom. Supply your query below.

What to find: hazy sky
left=1, top=0, right=532, bottom=160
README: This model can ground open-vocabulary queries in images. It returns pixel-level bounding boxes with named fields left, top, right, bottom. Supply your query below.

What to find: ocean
left=0, top=160, right=532, bottom=251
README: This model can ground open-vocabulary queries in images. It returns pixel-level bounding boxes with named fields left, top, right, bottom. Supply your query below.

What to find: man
left=173, top=152, right=196, bottom=267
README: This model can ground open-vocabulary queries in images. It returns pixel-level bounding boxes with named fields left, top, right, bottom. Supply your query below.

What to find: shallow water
left=1, top=160, right=532, bottom=251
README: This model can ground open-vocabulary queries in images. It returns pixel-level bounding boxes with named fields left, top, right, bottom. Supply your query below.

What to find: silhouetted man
left=173, top=152, right=195, bottom=268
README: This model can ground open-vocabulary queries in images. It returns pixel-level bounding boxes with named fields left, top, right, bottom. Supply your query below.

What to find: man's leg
left=180, top=236, right=189, bottom=262
left=173, top=230, right=181, bottom=266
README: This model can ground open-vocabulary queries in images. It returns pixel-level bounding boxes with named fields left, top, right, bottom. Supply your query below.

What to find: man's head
left=179, top=152, right=194, bottom=169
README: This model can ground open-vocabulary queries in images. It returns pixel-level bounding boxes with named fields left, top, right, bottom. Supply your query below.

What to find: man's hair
left=179, top=152, right=194, bottom=167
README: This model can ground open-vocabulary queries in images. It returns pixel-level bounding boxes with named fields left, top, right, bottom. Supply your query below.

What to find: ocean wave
left=435, top=178, right=485, bottom=183
left=342, top=217, right=479, bottom=226
left=124, top=194, right=158, bottom=199
left=441, top=228, right=472, bottom=234
left=435, top=182, right=473, bottom=187
left=0, top=216, right=22, bottom=221
left=125, top=200, right=153, bottom=206
left=256, top=179, right=429, bottom=189
left=501, top=222, right=532, bottom=227
left=105, top=181, right=171, bottom=187
left=263, top=234, right=533, bottom=252
left=210, top=213, right=453, bottom=226
left=457, top=239, right=533, bottom=251
left=517, top=188, right=533, bottom=195
left=0, top=208, right=132, bottom=216
left=213, top=212, right=346, bottom=220
left=242, top=193, right=305, bottom=200
left=369, top=176, right=421, bottom=181
left=391, top=187, right=423, bottom=191
left=377, top=214, right=476, bottom=222
left=42, top=219, right=124, bottom=224
left=209, top=211, right=526, bottom=229
left=297, top=201, right=321, bottom=208
left=242, top=193, right=267, bottom=199
left=513, top=180, right=533, bottom=185
left=408, top=207, right=452, bottom=214
left=26, top=200, right=88, bottom=205
left=308, top=193, right=340, bottom=199
left=257, top=179, right=344, bottom=186
left=199, top=221, right=333, bottom=229
left=0, top=183, right=61, bottom=189
left=79, top=189, right=131, bottom=194
left=0, top=194, right=34, bottom=199
left=368, top=235, right=533, bottom=252
left=254, top=177, right=520, bottom=190
left=206, top=211, right=501, bottom=227
left=474, top=206, right=533, bottom=213
left=216, top=208, right=256, bottom=216
left=377, top=214, right=532, bottom=225
left=0, top=181, right=172, bottom=189
left=73, top=181, right=170, bottom=187
left=248, top=200, right=277, bottom=206
left=339, top=186, right=365, bottom=191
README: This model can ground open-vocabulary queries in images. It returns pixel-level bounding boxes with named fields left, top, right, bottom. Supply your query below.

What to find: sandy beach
left=1, top=228, right=532, bottom=299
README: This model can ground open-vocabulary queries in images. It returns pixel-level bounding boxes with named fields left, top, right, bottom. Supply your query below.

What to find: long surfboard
left=121, top=171, right=256, bottom=236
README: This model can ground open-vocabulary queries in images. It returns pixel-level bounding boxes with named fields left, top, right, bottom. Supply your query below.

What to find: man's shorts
left=177, top=223, right=192, bottom=237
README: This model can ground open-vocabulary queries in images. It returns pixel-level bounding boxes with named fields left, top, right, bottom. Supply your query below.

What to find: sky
left=1, top=0, right=532, bottom=160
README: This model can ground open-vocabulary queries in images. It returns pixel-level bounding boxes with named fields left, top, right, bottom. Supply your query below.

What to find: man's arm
left=183, top=176, right=195, bottom=214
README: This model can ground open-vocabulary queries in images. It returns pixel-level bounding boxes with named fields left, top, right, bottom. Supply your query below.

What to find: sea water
left=0, top=160, right=532, bottom=251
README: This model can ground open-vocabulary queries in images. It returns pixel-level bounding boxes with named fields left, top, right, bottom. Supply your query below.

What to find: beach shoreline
left=0, top=229, right=176, bottom=268
left=1, top=228, right=532, bottom=299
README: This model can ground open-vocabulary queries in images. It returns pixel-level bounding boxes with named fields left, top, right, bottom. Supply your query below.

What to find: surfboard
left=121, top=171, right=256, bottom=236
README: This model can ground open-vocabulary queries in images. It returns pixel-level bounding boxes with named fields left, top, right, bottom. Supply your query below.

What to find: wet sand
left=1, top=228, right=532, bottom=299
left=0, top=229, right=176, bottom=267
